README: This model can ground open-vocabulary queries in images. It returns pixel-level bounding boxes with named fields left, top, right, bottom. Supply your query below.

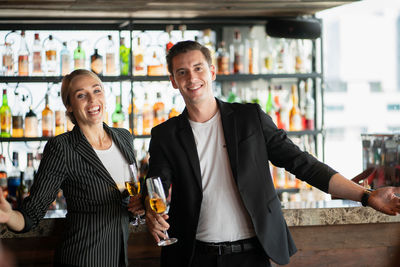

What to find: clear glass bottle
left=142, top=92, right=153, bottom=135
left=289, top=84, right=302, bottom=131
left=11, top=92, right=24, bottom=138
left=133, top=37, right=146, bottom=76
left=128, top=94, right=139, bottom=135
left=45, top=35, right=57, bottom=75
left=42, top=93, right=54, bottom=137
left=32, top=33, right=43, bottom=75
left=147, top=51, right=164, bottom=76
left=0, top=88, right=12, bottom=137
left=25, top=152, right=35, bottom=191
left=112, top=95, right=124, bottom=128
left=203, top=28, right=216, bottom=67
left=165, top=25, right=174, bottom=53
left=18, top=30, right=29, bottom=76
left=105, top=35, right=116, bottom=75
left=153, top=92, right=165, bottom=127
left=168, top=95, right=180, bottom=119
left=2, top=42, right=14, bottom=76
left=7, top=152, right=21, bottom=206
left=55, top=92, right=66, bottom=136
left=60, top=41, right=71, bottom=76
left=90, top=48, right=103, bottom=75
left=304, top=80, right=315, bottom=130
left=231, top=30, right=244, bottom=74
left=216, top=41, right=229, bottom=75
left=74, top=41, right=86, bottom=70
left=265, top=85, right=277, bottom=125
left=246, top=30, right=259, bottom=74
left=24, top=106, right=38, bottom=137
left=119, top=37, right=130, bottom=76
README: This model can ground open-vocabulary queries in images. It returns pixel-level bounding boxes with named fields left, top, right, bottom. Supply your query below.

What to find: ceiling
left=0, top=0, right=359, bottom=19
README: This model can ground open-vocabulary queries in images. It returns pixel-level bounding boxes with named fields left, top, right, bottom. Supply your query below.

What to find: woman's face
left=67, top=74, right=106, bottom=127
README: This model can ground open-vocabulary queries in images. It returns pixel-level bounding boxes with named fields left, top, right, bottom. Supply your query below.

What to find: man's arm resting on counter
left=328, top=173, right=400, bottom=215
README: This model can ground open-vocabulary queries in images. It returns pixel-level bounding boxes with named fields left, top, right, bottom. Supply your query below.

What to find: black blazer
left=19, top=123, right=136, bottom=267
left=147, top=99, right=337, bottom=266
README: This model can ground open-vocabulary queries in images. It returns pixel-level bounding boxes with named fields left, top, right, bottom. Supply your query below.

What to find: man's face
left=169, top=50, right=216, bottom=107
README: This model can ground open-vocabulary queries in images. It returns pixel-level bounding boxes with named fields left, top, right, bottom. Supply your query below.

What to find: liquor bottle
left=294, top=39, right=305, bottom=73
left=165, top=25, right=174, bottom=53
left=246, top=30, right=259, bottom=74
left=304, top=80, right=315, bottom=130
left=74, top=41, right=86, bottom=70
left=18, top=30, right=29, bottom=76
left=32, top=33, right=43, bottom=75
left=42, top=93, right=54, bottom=137
left=147, top=51, right=164, bottom=76
left=278, top=91, right=289, bottom=130
left=178, top=24, right=187, bottom=42
left=55, top=92, right=66, bottom=136
left=216, top=41, right=229, bottom=75
left=119, top=37, right=130, bottom=76
left=112, top=95, right=124, bottom=128
left=227, top=82, right=240, bottom=103
left=142, top=92, right=153, bottom=135
left=60, top=41, right=71, bottom=76
left=25, top=152, right=35, bottom=191
left=66, top=115, right=74, bottom=131
left=153, top=92, right=165, bottom=127
left=231, top=30, right=244, bottom=74
left=7, top=152, right=21, bottom=207
left=289, top=84, right=302, bottom=131
left=24, top=106, right=38, bottom=137
left=45, top=35, right=57, bottom=75
left=105, top=35, right=116, bottom=75
left=16, top=171, right=28, bottom=208
left=0, top=155, right=7, bottom=199
left=203, top=29, right=216, bottom=67
left=128, top=95, right=139, bottom=135
left=11, top=93, right=24, bottom=138
left=2, top=42, right=14, bottom=76
left=90, top=48, right=103, bottom=75
left=133, top=37, right=146, bottom=76
left=0, top=88, right=12, bottom=137
left=262, top=35, right=274, bottom=74
left=265, top=85, right=277, bottom=125
left=168, top=95, right=180, bottom=119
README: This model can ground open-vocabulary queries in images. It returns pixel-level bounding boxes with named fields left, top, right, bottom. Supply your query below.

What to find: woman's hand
left=127, top=194, right=145, bottom=216
left=0, top=188, right=11, bottom=223
left=144, top=196, right=169, bottom=243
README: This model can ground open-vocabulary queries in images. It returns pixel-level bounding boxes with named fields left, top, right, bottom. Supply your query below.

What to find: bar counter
left=2, top=200, right=400, bottom=266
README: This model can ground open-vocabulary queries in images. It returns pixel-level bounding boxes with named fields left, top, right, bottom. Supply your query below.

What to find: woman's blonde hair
left=60, top=69, right=102, bottom=125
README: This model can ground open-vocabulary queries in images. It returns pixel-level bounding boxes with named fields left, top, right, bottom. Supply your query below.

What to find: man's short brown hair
left=166, top=40, right=212, bottom=76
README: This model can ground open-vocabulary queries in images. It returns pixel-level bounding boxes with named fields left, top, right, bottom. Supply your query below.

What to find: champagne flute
left=125, top=164, right=145, bottom=226
left=146, top=176, right=178, bottom=246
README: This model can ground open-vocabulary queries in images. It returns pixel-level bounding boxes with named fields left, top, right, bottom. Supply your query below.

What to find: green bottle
left=112, top=95, right=125, bottom=128
left=119, top=37, right=130, bottom=76
left=0, top=88, right=12, bottom=137
left=74, top=41, right=86, bottom=70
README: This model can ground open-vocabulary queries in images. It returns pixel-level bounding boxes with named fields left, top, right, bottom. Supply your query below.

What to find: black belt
left=195, top=237, right=260, bottom=256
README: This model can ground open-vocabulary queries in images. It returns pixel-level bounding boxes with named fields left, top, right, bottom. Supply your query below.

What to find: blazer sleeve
left=255, top=104, right=337, bottom=192
left=18, top=137, right=68, bottom=232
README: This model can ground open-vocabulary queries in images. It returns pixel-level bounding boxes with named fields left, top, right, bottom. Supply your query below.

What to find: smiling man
left=144, top=41, right=400, bottom=267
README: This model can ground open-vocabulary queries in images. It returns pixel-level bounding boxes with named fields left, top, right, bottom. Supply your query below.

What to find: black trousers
left=191, top=241, right=271, bottom=267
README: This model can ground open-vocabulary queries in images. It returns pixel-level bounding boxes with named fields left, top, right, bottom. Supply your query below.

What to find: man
left=145, top=40, right=400, bottom=267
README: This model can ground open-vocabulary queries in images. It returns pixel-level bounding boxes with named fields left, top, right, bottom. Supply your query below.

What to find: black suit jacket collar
left=70, top=123, right=135, bottom=189
left=177, top=98, right=239, bottom=189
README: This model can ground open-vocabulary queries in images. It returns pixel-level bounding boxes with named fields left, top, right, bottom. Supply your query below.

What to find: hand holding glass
left=125, top=164, right=145, bottom=225
left=146, top=176, right=178, bottom=246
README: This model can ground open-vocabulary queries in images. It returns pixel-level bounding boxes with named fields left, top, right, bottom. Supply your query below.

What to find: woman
left=0, top=69, right=143, bottom=266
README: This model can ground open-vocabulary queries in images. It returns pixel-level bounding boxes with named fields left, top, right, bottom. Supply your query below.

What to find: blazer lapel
left=217, top=99, right=238, bottom=181
left=177, top=110, right=202, bottom=191
left=71, top=125, right=119, bottom=188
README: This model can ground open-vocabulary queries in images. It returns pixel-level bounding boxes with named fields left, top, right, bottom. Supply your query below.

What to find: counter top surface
left=2, top=200, right=400, bottom=238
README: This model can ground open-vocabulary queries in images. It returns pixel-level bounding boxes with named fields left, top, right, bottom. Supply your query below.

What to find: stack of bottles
left=0, top=88, right=71, bottom=138
left=1, top=28, right=313, bottom=77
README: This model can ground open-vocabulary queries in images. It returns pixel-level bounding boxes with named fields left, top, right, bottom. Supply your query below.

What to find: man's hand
left=145, top=196, right=169, bottom=243
left=368, top=187, right=400, bottom=215
left=127, top=194, right=145, bottom=216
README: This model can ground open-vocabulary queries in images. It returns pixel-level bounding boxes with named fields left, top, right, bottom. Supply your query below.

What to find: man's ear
left=169, top=75, right=178, bottom=89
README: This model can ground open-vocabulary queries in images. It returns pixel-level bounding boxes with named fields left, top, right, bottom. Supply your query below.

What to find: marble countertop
left=2, top=200, right=400, bottom=238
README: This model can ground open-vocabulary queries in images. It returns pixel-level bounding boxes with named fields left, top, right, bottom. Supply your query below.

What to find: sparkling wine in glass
left=125, top=164, right=144, bottom=225
left=146, top=176, right=178, bottom=246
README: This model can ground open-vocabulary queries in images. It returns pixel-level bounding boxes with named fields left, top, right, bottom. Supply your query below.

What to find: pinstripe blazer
left=19, top=123, right=136, bottom=267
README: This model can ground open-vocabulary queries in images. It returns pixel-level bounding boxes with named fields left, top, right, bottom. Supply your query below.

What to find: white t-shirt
left=189, top=111, right=255, bottom=242
left=94, top=141, right=130, bottom=192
